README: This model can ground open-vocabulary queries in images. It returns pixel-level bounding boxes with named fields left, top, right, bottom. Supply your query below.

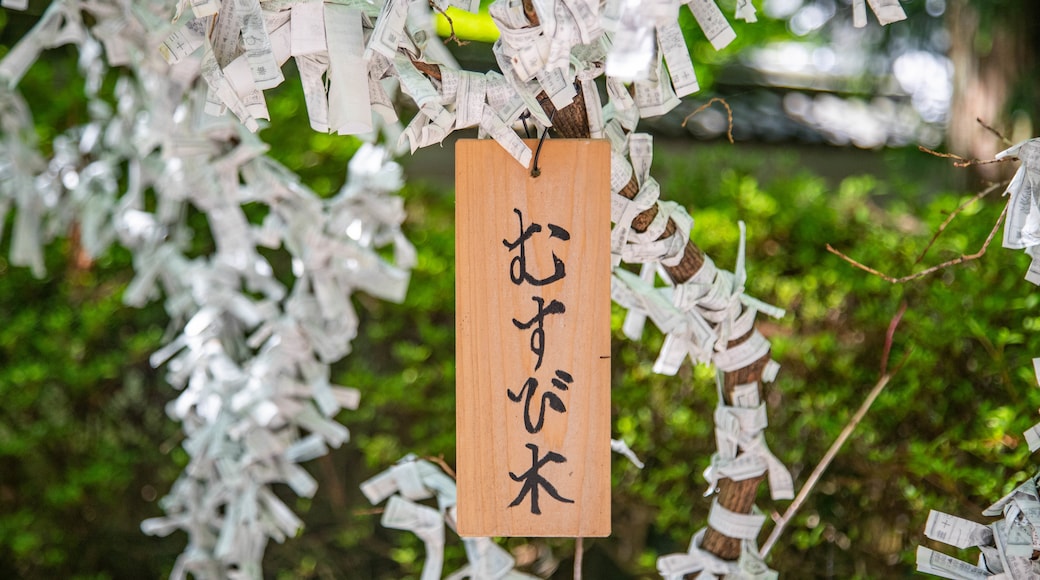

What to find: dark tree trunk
left=947, top=0, right=1038, bottom=178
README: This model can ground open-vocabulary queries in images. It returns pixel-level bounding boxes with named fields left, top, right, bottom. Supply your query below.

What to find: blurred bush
left=0, top=239, right=186, bottom=578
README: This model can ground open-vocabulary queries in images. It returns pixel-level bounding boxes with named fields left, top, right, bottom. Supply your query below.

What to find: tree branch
left=425, top=455, right=456, bottom=479
left=826, top=203, right=1008, bottom=284
left=976, top=117, right=1013, bottom=147
left=428, top=1, right=468, bottom=46
left=759, top=347, right=911, bottom=559
left=761, top=303, right=912, bottom=559
left=918, top=145, right=1016, bottom=168
left=914, top=181, right=1006, bottom=264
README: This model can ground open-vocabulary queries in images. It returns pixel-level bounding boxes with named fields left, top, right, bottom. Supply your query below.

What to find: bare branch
left=426, top=455, right=457, bottom=479
left=429, top=1, right=468, bottom=46
left=682, top=97, right=734, bottom=144
left=826, top=203, right=1008, bottom=284
left=915, top=181, right=1006, bottom=264
left=880, top=301, right=908, bottom=377
left=574, top=537, right=584, bottom=580
left=977, top=117, right=1013, bottom=146
left=760, top=302, right=914, bottom=561
left=918, top=145, right=1017, bottom=168
left=918, top=145, right=969, bottom=163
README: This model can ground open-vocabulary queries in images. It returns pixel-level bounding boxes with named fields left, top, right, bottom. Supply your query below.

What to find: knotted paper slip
left=456, top=139, right=610, bottom=536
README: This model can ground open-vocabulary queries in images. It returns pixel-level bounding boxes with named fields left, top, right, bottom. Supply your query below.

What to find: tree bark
left=699, top=346, right=771, bottom=560
left=946, top=0, right=1037, bottom=179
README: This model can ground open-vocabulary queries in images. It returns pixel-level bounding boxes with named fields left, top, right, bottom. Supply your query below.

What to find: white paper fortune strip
left=362, top=455, right=540, bottom=580
left=918, top=367, right=1040, bottom=580
left=996, top=139, right=1040, bottom=284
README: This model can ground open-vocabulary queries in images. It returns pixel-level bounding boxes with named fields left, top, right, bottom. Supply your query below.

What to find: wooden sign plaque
left=455, top=139, right=611, bottom=537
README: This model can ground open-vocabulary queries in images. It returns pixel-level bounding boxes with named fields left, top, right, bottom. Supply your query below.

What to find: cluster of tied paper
left=1, top=2, right=416, bottom=578
left=916, top=358, right=1040, bottom=580
left=998, top=138, right=1040, bottom=285
left=0, top=0, right=907, bottom=578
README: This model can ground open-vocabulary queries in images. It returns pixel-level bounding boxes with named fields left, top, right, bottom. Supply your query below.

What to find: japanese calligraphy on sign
left=456, top=139, right=611, bottom=537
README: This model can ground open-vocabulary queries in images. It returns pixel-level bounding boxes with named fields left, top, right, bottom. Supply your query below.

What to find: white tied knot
left=608, top=134, right=692, bottom=269
left=704, top=403, right=794, bottom=501
left=918, top=474, right=1040, bottom=577
left=362, top=456, right=538, bottom=580
left=658, top=528, right=778, bottom=580
left=657, top=528, right=739, bottom=580
left=382, top=496, right=446, bottom=580
left=708, top=500, right=766, bottom=541
left=615, top=221, right=785, bottom=377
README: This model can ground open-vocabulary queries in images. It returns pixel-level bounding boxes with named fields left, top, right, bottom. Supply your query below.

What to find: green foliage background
left=3, top=3, right=1040, bottom=579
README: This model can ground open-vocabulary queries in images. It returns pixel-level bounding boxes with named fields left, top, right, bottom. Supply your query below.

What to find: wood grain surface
left=456, top=139, right=611, bottom=537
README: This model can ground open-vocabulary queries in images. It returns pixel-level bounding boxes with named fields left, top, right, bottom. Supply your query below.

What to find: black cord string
left=520, top=111, right=532, bottom=139
left=530, top=109, right=556, bottom=178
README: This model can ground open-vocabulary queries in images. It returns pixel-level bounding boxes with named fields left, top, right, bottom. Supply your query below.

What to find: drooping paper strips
left=361, top=455, right=541, bottom=580
left=365, top=445, right=645, bottom=578
left=138, top=143, right=414, bottom=579
left=0, top=3, right=414, bottom=578
left=997, top=139, right=1040, bottom=285
left=456, top=139, right=611, bottom=537
left=917, top=357, right=1040, bottom=579
left=919, top=476, right=1040, bottom=579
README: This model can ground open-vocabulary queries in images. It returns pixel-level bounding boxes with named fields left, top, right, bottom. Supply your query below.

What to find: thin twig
left=826, top=204, right=1008, bottom=283
left=159, top=431, right=185, bottom=454
left=429, top=1, right=468, bottom=46
left=977, top=117, right=1013, bottom=147
left=918, top=145, right=1016, bottom=168
left=879, top=301, right=907, bottom=377
left=426, top=455, right=457, bottom=479
left=962, top=158, right=1012, bottom=168
left=355, top=507, right=385, bottom=516
left=915, top=181, right=1006, bottom=264
left=760, top=340, right=915, bottom=559
left=574, top=537, right=584, bottom=580
left=918, top=146, right=967, bottom=163
left=681, top=97, right=734, bottom=144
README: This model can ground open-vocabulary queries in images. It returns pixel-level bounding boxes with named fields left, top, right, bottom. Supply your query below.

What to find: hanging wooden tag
left=455, top=139, right=611, bottom=537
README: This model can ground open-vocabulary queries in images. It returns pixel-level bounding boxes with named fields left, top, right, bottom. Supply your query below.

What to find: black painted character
left=502, top=208, right=570, bottom=287
left=508, top=443, right=575, bottom=515
left=507, top=370, right=573, bottom=434
left=512, top=296, right=565, bottom=370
